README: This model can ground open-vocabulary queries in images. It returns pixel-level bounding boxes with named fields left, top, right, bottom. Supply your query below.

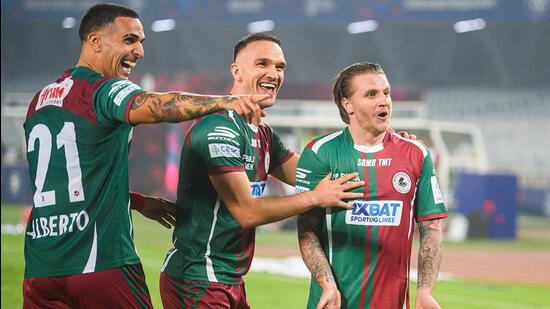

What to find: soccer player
left=22, top=4, right=268, bottom=308
left=159, top=33, right=366, bottom=308
left=296, top=63, right=448, bottom=309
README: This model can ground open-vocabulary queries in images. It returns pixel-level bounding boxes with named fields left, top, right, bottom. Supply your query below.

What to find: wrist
left=130, top=192, right=146, bottom=212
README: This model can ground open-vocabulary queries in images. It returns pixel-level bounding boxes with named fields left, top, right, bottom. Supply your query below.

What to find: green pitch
left=2, top=204, right=549, bottom=308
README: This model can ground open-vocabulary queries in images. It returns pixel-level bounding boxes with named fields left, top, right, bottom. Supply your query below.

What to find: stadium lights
left=62, top=17, right=76, bottom=29
left=347, top=20, right=379, bottom=34
left=454, top=18, right=486, bottom=33
left=247, top=20, right=275, bottom=33
left=151, top=19, right=176, bottom=32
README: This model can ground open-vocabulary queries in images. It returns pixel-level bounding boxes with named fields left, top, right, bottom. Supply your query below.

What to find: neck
left=348, top=122, right=386, bottom=146
left=75, top=49, right=102, bottom=74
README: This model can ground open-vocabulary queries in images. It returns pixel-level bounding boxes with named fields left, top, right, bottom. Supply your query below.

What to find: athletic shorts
left=160, top=272, right=250, bottom=309
left=23, top=263, right=152, bottom=309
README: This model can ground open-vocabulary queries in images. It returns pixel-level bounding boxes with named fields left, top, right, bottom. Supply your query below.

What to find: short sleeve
left=414, top=152, right=448, bottom=222
left=192, top=115, right=246, bottom=175
left=295, top=146, right=331, bottom=193
left=93, top=78, right=144, bottom=124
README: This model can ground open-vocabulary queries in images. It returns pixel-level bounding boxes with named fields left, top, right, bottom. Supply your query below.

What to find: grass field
left=2, top=204, right=550, bottom=308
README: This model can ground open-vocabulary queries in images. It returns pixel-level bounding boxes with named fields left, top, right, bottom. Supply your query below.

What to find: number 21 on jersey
left=27, top=122, right=85, bottom=208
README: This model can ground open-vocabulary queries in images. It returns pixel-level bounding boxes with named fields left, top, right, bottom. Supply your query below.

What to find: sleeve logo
left=431, top=176, right=444, bottom=204
left=296, top=168, right=312, bottom=179
left=36, top=78, right=73, bottom=110
left=108, top=80, right=141, bottom=106
left=392, top=171, right=412, bottom=194
left=208, top=143, right=240, bottom=158
left=207, top=126, right=239, bottom=139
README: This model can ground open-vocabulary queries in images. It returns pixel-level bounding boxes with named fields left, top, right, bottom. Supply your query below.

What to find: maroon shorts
left=160, top=272, right=250, bottom=309
left=23, top=263, right=152, bottom=309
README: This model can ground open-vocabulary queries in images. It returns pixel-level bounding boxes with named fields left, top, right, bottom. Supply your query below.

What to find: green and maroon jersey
left=23, top=66, right=144, bottom=278
left=161, top=111, right=293, bottom=285
left=296, top=128, right=447, bottom=309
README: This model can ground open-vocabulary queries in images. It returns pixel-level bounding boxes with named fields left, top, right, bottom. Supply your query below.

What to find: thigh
left=23, top=277, right=72, bottom=309
left=68, top=263, right=152, bottom=309
left=160, top=273, right=250, bottom=309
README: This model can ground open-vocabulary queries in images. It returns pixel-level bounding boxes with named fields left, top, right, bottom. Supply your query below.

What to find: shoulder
left=70, top=67, right=105, bottom=84
left=305, top=129, right=345, bottom=154
left=388, top=131, right=429, bottom=158
left=190, top=111, right=243, bottom=143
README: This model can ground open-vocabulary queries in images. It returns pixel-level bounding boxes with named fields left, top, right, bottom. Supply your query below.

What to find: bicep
left=209, top=171, right=255, bottom=212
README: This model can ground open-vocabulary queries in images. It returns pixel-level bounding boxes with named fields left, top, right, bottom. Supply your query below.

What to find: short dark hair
left=233, top=33, right=281, bottom=61
left=332, top=62, right=386, bottom=124
left=79, top=3, right=139, bottom=42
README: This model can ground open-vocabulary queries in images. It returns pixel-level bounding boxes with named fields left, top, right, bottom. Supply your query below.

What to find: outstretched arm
left=416, top=219, right=444, bottom=309
left=298, top=209, right=340, bottom=309
left=209, top=171, right=364, bottom=229
left=129, top=92, right=268, bottom=124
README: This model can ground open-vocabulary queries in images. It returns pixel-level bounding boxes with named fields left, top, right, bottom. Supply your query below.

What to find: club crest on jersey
left=36, top=78, right=73, bottom=110
left=345, top=200, right=403, bottom=226
left=392, top=171, right=412, bottom=194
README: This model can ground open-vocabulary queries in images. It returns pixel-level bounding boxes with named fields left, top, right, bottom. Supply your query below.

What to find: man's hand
left=312, top=172, right=364, bottom=209
left=317, top=285, right=341, bottom=309
left=415, top=288, right=441, bottom=309
left=136, top=196, right=176, bottom=229
left=222, top=94, right=269, bottom=124
left=396, top=130, right=417, bottom=140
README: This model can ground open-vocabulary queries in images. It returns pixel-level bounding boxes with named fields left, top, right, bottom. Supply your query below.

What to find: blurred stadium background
left=1, top=0, right=549, bottom=308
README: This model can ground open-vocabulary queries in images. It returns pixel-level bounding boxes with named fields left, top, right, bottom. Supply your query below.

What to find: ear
left=230, top=63, right=242, bottom=83
left=342, top=97, right=353, bottom=115
left=87, top=31, right=102, bottom=52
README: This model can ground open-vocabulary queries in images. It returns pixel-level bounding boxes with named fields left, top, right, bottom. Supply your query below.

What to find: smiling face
left=230, top=40, right=286, bottom=107
left=94, top=16, right=145, bottom=79
left=343, top=72, right=392, bottom=139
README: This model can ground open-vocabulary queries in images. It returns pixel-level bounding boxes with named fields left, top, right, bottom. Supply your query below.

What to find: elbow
left=234, top=216, right=258, bottom=229
left=231, top=210, right=259, bottom=229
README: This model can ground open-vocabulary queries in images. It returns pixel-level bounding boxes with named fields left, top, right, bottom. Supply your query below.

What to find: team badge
left=392, top=171, right=411, bottom=194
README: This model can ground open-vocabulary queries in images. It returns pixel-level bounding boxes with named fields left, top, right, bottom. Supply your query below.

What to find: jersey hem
left=208, top=166, right=245, bottom=175
left=161, top=270, right=244, bottom=286
left=124, top=91, right=144, bottom=123
left=24, top=257, right=141, bottom=278
left=417, top=212, right=448, bottom=222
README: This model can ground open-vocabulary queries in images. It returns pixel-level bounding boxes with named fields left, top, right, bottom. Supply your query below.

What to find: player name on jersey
left=26, top=210, right=89, bottom=239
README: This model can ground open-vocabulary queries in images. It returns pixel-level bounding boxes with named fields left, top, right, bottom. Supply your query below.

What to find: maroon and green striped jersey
left=296, top=128, right=447, bottom=309
left=23, top=67, right=144, bottom=278
left=161, top=111, right=293, bottom=285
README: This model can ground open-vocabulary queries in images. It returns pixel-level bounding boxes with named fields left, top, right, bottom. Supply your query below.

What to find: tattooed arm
left=416, top=219, right=444, bottom=309
left=298, top=209, right=341, bottom=309
left=128, top=91, right=268, bottom=124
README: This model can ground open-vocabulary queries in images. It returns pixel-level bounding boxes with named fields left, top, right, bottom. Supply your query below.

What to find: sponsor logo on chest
left=250, top=181, right=266, bottom=198
left=345, top=200, right=403, bottom=226
left=356, top=158, right=393, bottom=167
left=36, top=78, right=74, bottom=110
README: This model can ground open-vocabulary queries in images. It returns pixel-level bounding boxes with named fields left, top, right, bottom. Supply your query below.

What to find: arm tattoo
left=298, top=209, right=335, bottom=286
left=417, top=219, right=443, bottom=289
left=132, top=92, right=222, bottom=123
